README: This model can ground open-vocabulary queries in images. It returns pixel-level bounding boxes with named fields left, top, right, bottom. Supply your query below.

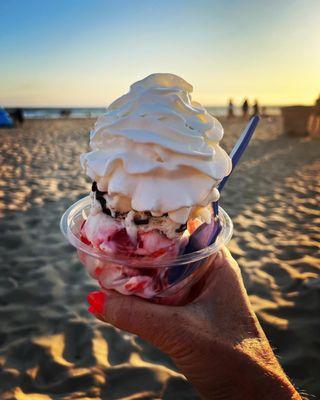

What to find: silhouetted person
left=227, top=98, right=234, bottom=118
left=11, top=108, right=24, bottom=125
left=242, top=98, right=249, bottom=119
left=252, top=100, right=260, bottom=116
left=60, top=109, right=71, bottom=117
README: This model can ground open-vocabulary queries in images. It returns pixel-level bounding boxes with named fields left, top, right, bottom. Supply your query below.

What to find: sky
left=0, top=0, right=319, bottom=107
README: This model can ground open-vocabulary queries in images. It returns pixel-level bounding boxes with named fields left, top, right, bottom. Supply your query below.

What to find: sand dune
left=0, top=117, right=319, bottom=399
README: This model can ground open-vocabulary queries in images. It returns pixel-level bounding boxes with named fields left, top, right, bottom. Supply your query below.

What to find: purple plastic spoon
left=213, top=115, right=260, bottom=216
left=185, top=116, right=260, bottom=253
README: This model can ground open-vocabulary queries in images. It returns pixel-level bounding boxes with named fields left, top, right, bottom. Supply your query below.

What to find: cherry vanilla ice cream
left=78, top=73, right=231, bottom=297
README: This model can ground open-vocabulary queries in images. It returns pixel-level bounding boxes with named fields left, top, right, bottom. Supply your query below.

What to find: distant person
left=11, top=108, right=24, bottom=125
left=60, top=109, right=71, bottom=117
left=308, top=94, right=320, bottom=137
left=227, top=98, right=234, bottom=118
left=252, top=99, right=260, bottom=116
left=242, top=98, right=249, bottom=119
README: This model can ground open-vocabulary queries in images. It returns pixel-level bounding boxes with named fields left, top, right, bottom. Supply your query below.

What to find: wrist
left=233, top=339, right=301, bottom=400
left=245, top=367, right=301, bottom=400
left=172, top=341, right=301, bottom=400
left=196, top=363, right=300, bottom=400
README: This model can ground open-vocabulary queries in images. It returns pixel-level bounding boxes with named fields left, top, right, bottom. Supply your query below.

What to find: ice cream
left=79, top=73, right=232, bottom=297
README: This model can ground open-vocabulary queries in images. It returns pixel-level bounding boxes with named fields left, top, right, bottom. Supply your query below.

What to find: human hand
left=87, top=247, right=301, bottom=399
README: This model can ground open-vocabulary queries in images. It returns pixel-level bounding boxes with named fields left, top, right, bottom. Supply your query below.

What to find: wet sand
left=0, top=117, right=319, bottom=399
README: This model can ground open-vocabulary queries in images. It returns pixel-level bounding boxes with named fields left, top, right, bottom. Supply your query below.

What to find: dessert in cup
left=61, top=73, right=233, bottom=304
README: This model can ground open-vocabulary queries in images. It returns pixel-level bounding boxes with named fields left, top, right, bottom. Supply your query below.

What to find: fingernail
left=88, top=305, right=95, bottom=313
left=87, top=291, right=106, bottom=315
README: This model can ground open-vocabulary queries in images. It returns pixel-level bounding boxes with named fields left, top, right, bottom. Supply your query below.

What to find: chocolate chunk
left=114, top=211, right=126, bottom=218
left=98, top=195, right=106, bottom=206
left=91, top=182, right=112, bottom=216
left=95, top=192, right=103, bottom=200
left=175, top=223, right=187, bottom=233
left=95, top=194, right=111, bottom=215
left=102, top=207, right=112, bottom=216
left=95, top=189, right=105, bottom=198
left=93, top=182, right=107, bottom=198
left=91, top=181, right=97, bottom=192
left=134, top=215, right=149, bottom=225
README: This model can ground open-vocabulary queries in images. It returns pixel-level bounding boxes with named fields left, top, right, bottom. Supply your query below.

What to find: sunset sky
left=0, top=0, right=319, bottom=107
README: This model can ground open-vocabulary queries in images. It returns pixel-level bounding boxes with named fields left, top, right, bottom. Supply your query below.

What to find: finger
left=220, top=247, right=241, bottom=271
left=87, top=290, right=183, bottom=349
left=188, top=248, right=258, bottom=337
left=193, top=246, right=243, bottom=303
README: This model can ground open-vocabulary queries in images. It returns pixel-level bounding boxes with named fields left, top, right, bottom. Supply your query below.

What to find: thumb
left=87, top=290, right=182, bottom=348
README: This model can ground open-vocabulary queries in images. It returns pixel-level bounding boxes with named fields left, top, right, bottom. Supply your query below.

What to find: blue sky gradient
left=1, top=0, right=319, bottom=106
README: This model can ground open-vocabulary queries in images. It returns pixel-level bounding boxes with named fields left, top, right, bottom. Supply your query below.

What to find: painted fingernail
left=87, top=291, right=106, bottom=315
left=88, top=305, right=95, bottom=313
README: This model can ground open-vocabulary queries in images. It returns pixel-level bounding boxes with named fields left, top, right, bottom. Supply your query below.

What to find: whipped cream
left=81, top=73, right=231, bottom=223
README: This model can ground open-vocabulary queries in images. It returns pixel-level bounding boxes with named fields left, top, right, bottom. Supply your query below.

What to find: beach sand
left=0, top=117, right=319, bottom=399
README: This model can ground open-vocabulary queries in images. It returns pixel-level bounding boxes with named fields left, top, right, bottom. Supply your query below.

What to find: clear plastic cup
left=60, top=196, right=233, bottom=305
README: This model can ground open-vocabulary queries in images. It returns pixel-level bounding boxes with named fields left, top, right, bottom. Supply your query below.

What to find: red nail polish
left=87, top=291, right=106, bottom=314
left=88, top=305, right=95, bottom=313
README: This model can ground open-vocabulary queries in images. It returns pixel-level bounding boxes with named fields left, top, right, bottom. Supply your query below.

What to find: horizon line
left=2, top=103, right=313, bottom=109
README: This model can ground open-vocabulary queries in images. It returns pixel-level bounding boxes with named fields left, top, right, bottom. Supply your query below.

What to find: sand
left=0, top=117, right=319, bottom=399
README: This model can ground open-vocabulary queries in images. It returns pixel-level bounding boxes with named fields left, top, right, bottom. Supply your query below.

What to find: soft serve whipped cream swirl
left=81, top=73, right=232, bottom=224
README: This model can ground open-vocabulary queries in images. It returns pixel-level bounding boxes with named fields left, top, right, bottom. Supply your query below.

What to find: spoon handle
left=213, top=116, right=260, bottom=215
left=220, top=115, right=260, bottom=192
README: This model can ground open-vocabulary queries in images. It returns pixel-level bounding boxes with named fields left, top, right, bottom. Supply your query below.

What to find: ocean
left=5, top=106, right=281, bottom=119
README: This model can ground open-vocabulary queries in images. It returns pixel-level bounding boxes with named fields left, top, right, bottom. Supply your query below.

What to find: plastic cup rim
left=60, top=196, right=233, bottom=268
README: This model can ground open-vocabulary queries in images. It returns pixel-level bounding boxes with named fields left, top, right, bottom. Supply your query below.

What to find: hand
left=87, top=247, right=301, bottom=400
